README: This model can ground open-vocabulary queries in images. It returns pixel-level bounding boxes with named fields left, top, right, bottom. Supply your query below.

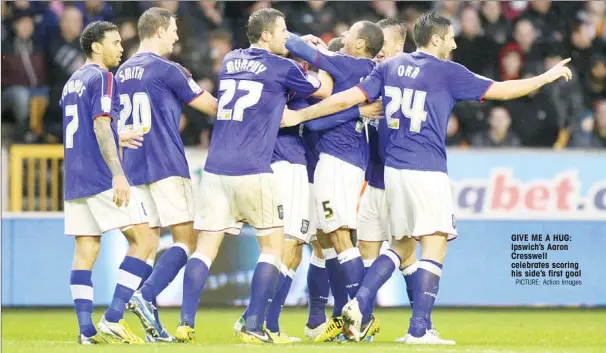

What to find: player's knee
left=420, top=233, right=448, bottom=263
left=358, top=240, right=382, bottom=260
left=124, top=224, right=155, bottom=253
left=310, top=240, right=324, bottom=259
left=390, top=237, right=417, bottom=264
left=316, top=230, right=333, bottom=249
left=149, top=232, right=160, bottom=253
left=195, top=231, right=225, bottom=262
left=170, top=221, right=196, bottom=250
left=330, top=228, right=354, bottom=253
left=283, top=239, right=304, bottom=269
left=401, top=250, right=418, bottom=268
left=74, top=236, right=101, bottom=268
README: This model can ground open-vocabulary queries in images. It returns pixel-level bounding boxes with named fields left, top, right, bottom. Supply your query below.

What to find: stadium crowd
left=2, top=0, right=605, bottom=148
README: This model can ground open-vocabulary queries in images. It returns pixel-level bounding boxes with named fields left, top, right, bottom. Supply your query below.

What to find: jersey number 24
left=384, top=86, right=428, bottom=133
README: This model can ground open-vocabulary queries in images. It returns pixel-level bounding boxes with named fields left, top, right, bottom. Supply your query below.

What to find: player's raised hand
left=359, top=101, right=384, bottom=119
left=543, top=58, right=573, bottom=83
left=300, top=34, right=328, bottom=50
left=119, top=129, right=144, bottom=149
left=280, top=108, right=302, bottom=128
left=112, top=175, right=130, bottom=207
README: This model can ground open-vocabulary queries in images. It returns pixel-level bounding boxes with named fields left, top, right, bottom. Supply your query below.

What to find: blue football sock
left=105, top=256, right=150, bottom=323
left=265, top=266, right=294, bottom=333
left=141, top=243, right=189, bottom=302
left=363, top=258, right=375, bottom=277
left=244, top=254, right=281, bottom=332
left=322, top=248, right=347, bottom=317
left=306, top=254, right=328, bottom=329
left=70, top=270, right=96, bottom=337
left=180, top=253, right=212, bottom=328
left=356, top=250, right=401, bottom=325
left=408, top=259, right=442, bottom=337
left=401, top=262, right=418, bottom=309
left=338, top=247, right=365, bottom=299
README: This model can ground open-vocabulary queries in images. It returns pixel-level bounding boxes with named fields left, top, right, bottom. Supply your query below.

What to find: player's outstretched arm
left=189, top=91, right=218, bottom=117
left=312, top=70, right=334, bottom=99
left=484, top=58, right=573, bottom=101
left=94, top=116, right=130, bottom=206
left=305, top=101, right=383, bottom=131
left=283, top=86, right=368, bottom=127
left=286, top=32, right=347, bottom=82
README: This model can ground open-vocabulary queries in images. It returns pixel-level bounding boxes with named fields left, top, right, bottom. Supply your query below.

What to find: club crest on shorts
left=451, top=214, right=456, bottom=229
left=278, top=205, right=284, bottom=220
left=301, top=219, right=309, bottom=234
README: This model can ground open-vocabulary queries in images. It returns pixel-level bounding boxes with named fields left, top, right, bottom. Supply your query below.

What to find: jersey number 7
left=384, top=86, right=428, bottom=133
left=217, top=79, right=263, bottom=121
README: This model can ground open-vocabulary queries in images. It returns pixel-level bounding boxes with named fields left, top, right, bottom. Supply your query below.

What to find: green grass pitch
left=2, top=307, right=604, bottom=353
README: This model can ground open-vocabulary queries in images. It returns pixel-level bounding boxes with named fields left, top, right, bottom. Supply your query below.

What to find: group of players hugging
left=60, top=5, right=573, bottom=346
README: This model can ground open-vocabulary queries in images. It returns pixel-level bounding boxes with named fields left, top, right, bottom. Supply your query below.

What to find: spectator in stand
left=1, top=9, right=48, bottom=143
left=510, top=18, right=544, bottom=67
left=579, top=1, right=606, bottom=42
left=582, top=54, right=606, bottom=111
left=118, top=18, right=139, bottom=59
left=479, top=0, right=511, bottom=46
left=542, top=43, right=585, bottom=148
left=520, top=0, right=565, bottom=42
left=42, top=5, right=85, bottom=143
left=470, top=106, right=521, bottom=148
left=498, top=43, right=525, bottom=81
left=569, top=99, right=606, bottom=148
left=401, top=4, right=423, bottom=52
left=433, top=0, right=460, bottom=35
left=75, top=1, right=113, bottom=25
left=453, top=6, right=498, bottom=79
left=568, top=18, right=603, bottom=83
left=504, top=66, right=561, bottom=148
left=285, top=1, right=341, bottom=43
left=445, top=112, right=467, bottom=147
left=189, top=1, right=228, bottom=37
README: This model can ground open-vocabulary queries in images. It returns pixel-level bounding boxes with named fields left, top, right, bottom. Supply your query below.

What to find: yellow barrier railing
left=10, top=144, right=64, bottom=212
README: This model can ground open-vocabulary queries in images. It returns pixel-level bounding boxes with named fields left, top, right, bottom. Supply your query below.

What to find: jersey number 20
left=384, top=86, right=428, bottom=133
left=216, top=79, right=263, bottom=121
left=119, top=92, right=152, bottom=133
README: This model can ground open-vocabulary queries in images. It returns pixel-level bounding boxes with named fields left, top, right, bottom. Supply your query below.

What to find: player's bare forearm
left=189, top=91, right=218, bottom=117
left=93, top=116, right=125, bottom=177
left=301, top=86, right=367, bottom=122
left=311, top=70, right=333, bottom=99
left=484, top=76, right=549, bottom=101
left=484, top=58, right=572, bottom=101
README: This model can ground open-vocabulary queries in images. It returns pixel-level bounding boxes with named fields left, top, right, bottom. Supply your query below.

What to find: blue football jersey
left=302, top=126, right=320, bottom=184
left=61, top=63, right=121, bottom=200
left=365, top=118, right=386, bottom=189
left=358, top=52, right=493, bottom=173
left=272, top=97, right=309, bottom=166
left=117, top=52, right=204, bottom=185
left=204, top=48, right=320, bottom=176
left=312, top=53, right=375, bottom=170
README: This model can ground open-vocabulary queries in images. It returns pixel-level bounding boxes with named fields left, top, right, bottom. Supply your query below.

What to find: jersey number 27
left=384, top=86, right=428, bottom=133
left=216, top=79, right=263, bottom=121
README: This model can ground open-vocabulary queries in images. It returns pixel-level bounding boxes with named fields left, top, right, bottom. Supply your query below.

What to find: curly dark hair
left=80, top=20, right=119, bottom=58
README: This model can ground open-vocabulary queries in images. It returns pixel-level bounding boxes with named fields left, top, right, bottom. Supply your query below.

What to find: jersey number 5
left=384, top=86, right=427, bottom=132
left=119, top=92, right=152, bottom=133
left=216, top=79, right=263, bottom=121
